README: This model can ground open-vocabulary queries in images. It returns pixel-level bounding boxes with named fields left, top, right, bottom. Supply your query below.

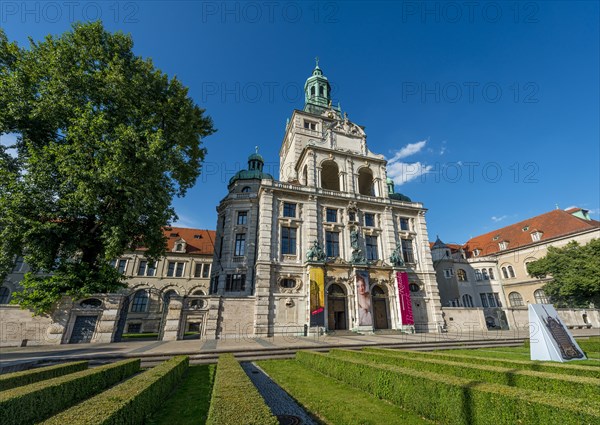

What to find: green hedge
left=0, top=361, right=88, bottom=392
left=330, top=349, right=600, bottom=400
left=0, top=358, right=140, bottom=425
left=43, top=356, right=189, bottom=425
left=296, top=351, right=600, bottom=425
left=367, top=348, right=600, bottom=379
left=206, top=354, right=278, bottom=425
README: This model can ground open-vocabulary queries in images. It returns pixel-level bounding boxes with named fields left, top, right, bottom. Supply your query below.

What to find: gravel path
left=242, top=362, right=318, bottom=425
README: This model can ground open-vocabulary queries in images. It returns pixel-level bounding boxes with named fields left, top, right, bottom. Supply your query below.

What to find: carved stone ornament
left=390, top=242, right=405, bottom=267
left=306, top=240, right=326, bottom=262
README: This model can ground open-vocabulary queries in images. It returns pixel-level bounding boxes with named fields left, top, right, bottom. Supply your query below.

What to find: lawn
left=258, top=359, right=433, bottom=425
left=147, top=364, right=215, bottom=425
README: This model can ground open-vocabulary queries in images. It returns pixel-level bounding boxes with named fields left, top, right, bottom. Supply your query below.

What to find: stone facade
left=210, top=62, right=443, bottom=337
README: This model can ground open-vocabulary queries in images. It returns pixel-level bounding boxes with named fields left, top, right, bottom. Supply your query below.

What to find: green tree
left=527, top=239, right=600, bottom=308
left=0, top=22, right=215, bottom=314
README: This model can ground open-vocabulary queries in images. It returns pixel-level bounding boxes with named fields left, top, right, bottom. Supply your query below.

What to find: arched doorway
left=327, top=284, right=347, bottom=330
left=372, top=285, right=390, bottom=329
left=358, top=168, right=374, bottom=196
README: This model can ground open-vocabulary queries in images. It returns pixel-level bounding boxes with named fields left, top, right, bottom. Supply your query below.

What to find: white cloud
left=491, top=215, right=508, bottom=223
left=387, top=161, right=433, bottom=185
left=388, top=140, right=427, bottom=162
left=172, top=213, right=200, bottom=229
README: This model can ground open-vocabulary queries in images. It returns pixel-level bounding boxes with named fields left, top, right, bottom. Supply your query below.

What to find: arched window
left=319, top=86, right=324, bottom=96
left=462, top=294, right=474, bottom=307
left=358, top=168, right=374, bottom=196
left=509, top=292, right=524, bottom=307
left=241, top=186, right=251, bottom=193
left=488, top=268, right=495, bottom=280
left=482, top=269, right=489, bottom=280
left=131, top=290, right=149, bottom=312
left=280, top=279, right=297, bottom=289
left=475, top=270, right=482, bottom=281
left=192, top=289, right=205, bottom=296
left=456, top=269, right=467, bottom=281
left=508, top=266, right=515, bottom=278
left=321, top=161, right=340, bottom=191
left=409, top=283, right=420, bottom=292
left=80, top=298, right=102, bottom=309
left=502, top=267, right=509, bottom=279
left=372, top=285, right=386, bottom=297
left=534, top=289, right=548, bottom=304
left=310, top=86, right=315, bottom=96
left=0, top=286, right=10, bottom=304
left=328, top=283, right=345, bottom=296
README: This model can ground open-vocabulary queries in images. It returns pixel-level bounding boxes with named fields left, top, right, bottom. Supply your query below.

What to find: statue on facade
left=350, top=229, right=365, bottom=264
left=390, top=242, right=405, bottom=267
left=306, top=240, right=326, bottom=262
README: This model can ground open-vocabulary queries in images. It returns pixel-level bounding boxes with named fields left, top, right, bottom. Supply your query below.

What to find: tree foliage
left=527, top=239, right=600, bottom=308
left=0, top=22, right=215, bottom=314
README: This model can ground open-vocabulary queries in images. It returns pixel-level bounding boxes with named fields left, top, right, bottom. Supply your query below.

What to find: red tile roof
left=163, top=227, right=216, bottom=256
left=462, top=209, right=599, bottom=257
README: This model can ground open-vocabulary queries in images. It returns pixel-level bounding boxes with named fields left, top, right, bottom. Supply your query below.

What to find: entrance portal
left=69, top=315, right=98, bottom=343
left=372, top=285, right=389, bottom=329
left=327, top=284, right=347, bottom=330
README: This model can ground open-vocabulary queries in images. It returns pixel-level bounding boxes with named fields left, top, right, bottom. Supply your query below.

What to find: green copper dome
left=229, top=150, right=273, bottom=186
left=389, top=193, right=412, bottom=202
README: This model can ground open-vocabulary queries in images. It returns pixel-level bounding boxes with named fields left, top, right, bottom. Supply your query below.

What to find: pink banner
left=397, top=272, right=414, bottom=325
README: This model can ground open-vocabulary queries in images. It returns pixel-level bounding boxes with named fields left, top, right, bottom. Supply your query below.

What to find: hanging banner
left=309, top=267, right=325, bottom=327
left=396, top=272, right=414, bottom=325
left=356, top=270, right=373, bottom=326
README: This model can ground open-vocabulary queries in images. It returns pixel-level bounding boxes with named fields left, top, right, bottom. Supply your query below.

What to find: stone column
left=93, top=294, right=123, bottom=343
left=161, top=295, right=183, bottom=341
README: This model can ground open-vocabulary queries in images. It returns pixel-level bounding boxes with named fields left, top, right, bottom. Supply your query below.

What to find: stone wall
left=0, top=306, right=61, bottom=347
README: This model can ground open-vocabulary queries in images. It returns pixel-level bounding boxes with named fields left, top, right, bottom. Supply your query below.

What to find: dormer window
left=473, top=249, right=480, bottom=257
left=172, top=238, right=187, bottom=253
left=499, top=241, right=508, bottom=250
left=531, top=231, right=543, bottom=242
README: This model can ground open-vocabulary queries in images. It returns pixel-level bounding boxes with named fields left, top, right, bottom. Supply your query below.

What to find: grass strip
left=297, top=351, right=600, bottom=425
left=147, top=364, right=215, bottom=425
left=207, top=354, right=278, bottom=425
left=368, top=347, right=600, bottom=378
left=331, top=349, right=600, bottom=400
left=0, top=358, right=140, bottom=425
left=258, top=359, right=433, bottom=425
left=43, top=356, right=189, bottom=425
left=0, top=361, right=88, bottom=391
left=442, top=346, right=600, bottom=366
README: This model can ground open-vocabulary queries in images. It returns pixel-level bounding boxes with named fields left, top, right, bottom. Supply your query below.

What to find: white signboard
left=528, top=304, right=586, bottom=362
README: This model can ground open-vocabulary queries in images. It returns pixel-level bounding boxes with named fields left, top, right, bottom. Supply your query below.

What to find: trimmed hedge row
left=0, top=358, right=140, bottom=425
left=329, top=349, right=600, bottom=400
left=0, top=361, right=88, bottom=392
left=367, top=348, right=600, bottom=379
left=207, top=354, right=278, bottom=425
left=43, top=356, right=189, bottom=425
left=296, top=351, right=600, bottom=425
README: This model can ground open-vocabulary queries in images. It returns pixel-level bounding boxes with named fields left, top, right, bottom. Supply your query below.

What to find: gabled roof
left=161, top=227, right=216, bottom=256
left=462, top=209, right=599, bottom=257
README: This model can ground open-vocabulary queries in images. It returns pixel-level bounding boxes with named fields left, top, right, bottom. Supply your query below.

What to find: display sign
left=309, top=267, right=325, bottom=327
left=528, top=304, right=586, bottom=362
left=396, top=271, right=414, bottom=325
left=356, top=270, right=372, bottom=326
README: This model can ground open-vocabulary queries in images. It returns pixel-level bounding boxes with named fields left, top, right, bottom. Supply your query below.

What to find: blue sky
left=1, top=1, right=598, bottom=244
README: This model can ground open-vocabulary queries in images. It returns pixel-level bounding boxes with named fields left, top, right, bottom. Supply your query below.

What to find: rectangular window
left=194, top=263, right=202, bottom=278
left=167, top=262, right=185, bottom=277
left=237, top=211, right=248, bottom=225
left=234, top=233, right=246, bottom=256
left=480, top=293, right=489, bottom=308
left=146, top=262, right=156, bottom=277
left=494, top=292, right=502, bottom=307
left=304, top=120, right=316, bottom=130
left=366, top=235, right=378, bottom=261
left=326, top=231, right=340, bottom=257
left=401, top=239, right=414, bottom=263
left=138, top=260, right=147, bottom=276
left=225, top=274, right=246, bottom=292
left=283, top=202, right=296, bottom=218
left=127, top=323, right=141, bottom=333
left=210, top=275, right=219, bottom=293
left=281, top=227, right=297, bottom=255
left=487, top=293, right=497, bottom=308
left=364, top=213, right=375, bottom=227
left=400, top=217, right=410, bottom=231
left=117, top=259, right=127, bottom=274
left=202, top=264, right=210, bottom=278
left=326, top=208, right=337, bottom=223
left=444, top=269, right=454, bottom=278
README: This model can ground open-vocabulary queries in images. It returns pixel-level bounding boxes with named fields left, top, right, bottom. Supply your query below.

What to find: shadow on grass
left=147, top=364, right=215, bottom=425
